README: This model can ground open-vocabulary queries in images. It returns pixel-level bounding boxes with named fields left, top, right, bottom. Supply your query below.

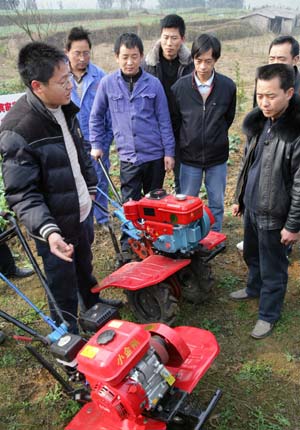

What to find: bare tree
left=6, top=0, right=57, bottom=41
left=97, top=0, right=114, bottom=8
left=127, top=0, right=145, bottom=9
left=0, top=0, right=19, bottom=8
left=120, top=0, right=128, bottom=10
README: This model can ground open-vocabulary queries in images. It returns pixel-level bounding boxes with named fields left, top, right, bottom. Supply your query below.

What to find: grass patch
left=235, top=360, right=272, bottom=385
left=217, top=274, right=241, bottom=290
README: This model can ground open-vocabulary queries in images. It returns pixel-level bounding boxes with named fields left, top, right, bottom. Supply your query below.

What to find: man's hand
left=91, top=148, right=103, bottom=160
left=232, top=204, right=241, bottom=217
left=48, top=232, right=74, bottom=262
left=280, top=228, right=300, bottom=246
left=164, top=156, right=175, bottom=172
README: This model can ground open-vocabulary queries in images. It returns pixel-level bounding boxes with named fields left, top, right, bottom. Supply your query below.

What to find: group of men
left=0, top=15, right=299, bottom=339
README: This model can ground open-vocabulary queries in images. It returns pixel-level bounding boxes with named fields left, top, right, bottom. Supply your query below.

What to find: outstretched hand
left=48, top=232, right=74, bottom=262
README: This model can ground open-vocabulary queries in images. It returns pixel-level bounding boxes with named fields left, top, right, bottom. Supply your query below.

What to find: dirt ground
left=1, top=33, right=300, bottom=429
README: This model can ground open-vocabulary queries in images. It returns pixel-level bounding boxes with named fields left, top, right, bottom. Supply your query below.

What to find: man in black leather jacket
left=231, top=64, right=300, bottom=339
left=0, top=42, right=119, bottom=333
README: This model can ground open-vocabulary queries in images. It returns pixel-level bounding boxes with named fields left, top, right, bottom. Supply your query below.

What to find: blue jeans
left=92, top=151, right=110, bottom=225
left=180, top=162, right=227, bottom=232
left=35, top=211, right=98, bottom=333
left=243, top=210, right=289, bottom=323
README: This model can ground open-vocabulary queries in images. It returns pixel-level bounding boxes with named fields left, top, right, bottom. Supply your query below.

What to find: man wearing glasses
left=0, top=42, right=107, bottom=333
left=65, top=27, right=113, bottom=233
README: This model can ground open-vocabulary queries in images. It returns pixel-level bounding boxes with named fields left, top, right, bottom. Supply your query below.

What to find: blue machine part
left=97, top=186, right=140, bottom=240
left=152, top=210, right=211, bottom=254
left=0, top=272, right=69, bottom=344
left=113, top=207, right=141, bottom=241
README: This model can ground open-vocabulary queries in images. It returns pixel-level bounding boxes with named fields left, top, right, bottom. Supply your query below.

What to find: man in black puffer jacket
left=0, top=42, right=120, bottom=333
left=230, top=64, right=300, bottom=339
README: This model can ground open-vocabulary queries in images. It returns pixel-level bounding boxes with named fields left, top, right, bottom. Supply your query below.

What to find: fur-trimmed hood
left=243, top=95, right=300, bottom=143
left=145, top=39, right=192, bottom=67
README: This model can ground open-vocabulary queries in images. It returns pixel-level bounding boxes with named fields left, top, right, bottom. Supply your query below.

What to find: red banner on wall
left=0, top=93, right=24, bottom=125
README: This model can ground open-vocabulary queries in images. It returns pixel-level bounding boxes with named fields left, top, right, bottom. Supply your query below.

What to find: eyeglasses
left=54, top=72, right=73, bottom=89
left=71, top=50, right=91, bottom=59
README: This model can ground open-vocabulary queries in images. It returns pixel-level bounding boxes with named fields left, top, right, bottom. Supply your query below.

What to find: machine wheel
left=126, top=283, right=179, bottom=325
left=178, top=260, right=214, bottom=304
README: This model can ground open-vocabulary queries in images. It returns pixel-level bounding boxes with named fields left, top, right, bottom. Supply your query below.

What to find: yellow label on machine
left=80, top=345, right=99, bottom=359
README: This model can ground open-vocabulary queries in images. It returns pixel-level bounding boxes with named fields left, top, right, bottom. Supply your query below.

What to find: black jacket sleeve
left=0, top=130, right=61, bottom=239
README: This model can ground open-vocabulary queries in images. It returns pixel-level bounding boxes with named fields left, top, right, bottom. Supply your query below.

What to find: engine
left=129, top=346, right=175, bottom=409
left=123, top=190, right=214, bottom=254
left=65, top=319, right=221, bottom=430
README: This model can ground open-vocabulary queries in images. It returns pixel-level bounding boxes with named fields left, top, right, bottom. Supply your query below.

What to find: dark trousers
left=120, top=158, right=165, bottom=202
left=173, top=143, right=181, bottom=194
left=243, top=209, right=289, bottom=323
left=35, top=211, right=98, bottom=333
left=0, top=243, right=15, bottom=275
left=119, top=158, right=165, bottom=250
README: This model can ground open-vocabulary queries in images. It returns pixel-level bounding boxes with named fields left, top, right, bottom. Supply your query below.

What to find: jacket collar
left=26, top=88, right=79, bottom=123
left=116, top=68, right=149, bottom=95
left=243, top=94, right=300, bottom=142
left=145, top=40, right=192, bottom=67
left=192, top=70, right=216, bottom=91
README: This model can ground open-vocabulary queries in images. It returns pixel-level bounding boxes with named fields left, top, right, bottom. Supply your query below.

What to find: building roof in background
left=240, top=8, right=296, bottom=20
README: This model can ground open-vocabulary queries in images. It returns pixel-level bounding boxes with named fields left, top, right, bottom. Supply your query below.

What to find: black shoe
left=8, top=267, right=34, bottom=279
left=98, top=296, right=123, bottom=308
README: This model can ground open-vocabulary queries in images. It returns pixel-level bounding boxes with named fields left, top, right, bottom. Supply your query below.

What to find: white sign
left=0, top=93, right=24, bottom=125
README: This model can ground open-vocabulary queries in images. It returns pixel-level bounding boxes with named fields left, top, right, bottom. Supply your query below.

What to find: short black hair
left=114, top=33, right=143, bottom=56
left=160, top=14, right=186, bottom=38
left=66, top=26, right=92, bottom=51
left=269, top=35, right=299, bottom=58
left=256, top=63, right=295, bottom=91
left=18, top=42, right=68, bottom=88
left=191, top=33, right=221, bottom=60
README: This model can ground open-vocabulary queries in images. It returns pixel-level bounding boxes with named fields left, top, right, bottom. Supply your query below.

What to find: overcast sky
left=38, top=0, right=300, bottom=9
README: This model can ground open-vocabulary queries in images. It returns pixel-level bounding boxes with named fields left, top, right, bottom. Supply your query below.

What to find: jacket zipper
left=202, top=103, right=206, bottom=165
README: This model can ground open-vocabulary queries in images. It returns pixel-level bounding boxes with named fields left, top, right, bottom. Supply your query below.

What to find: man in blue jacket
left=90, top=33, right=175, bottom=253
left=66, top=27, right=112, bottom=231
left=172, top=34, right=236, bottom=232
left=90, top=33, right=175, bottom=202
